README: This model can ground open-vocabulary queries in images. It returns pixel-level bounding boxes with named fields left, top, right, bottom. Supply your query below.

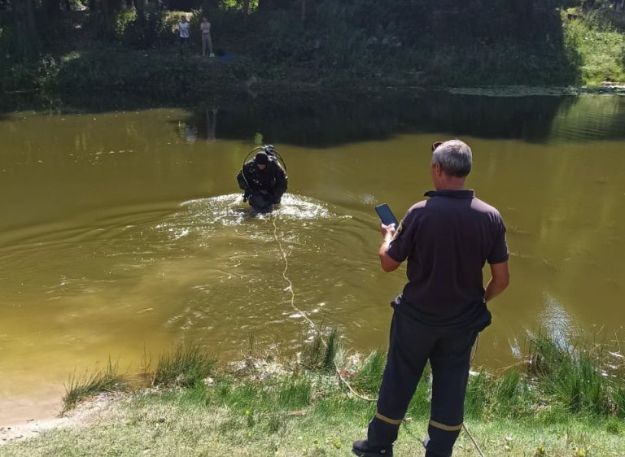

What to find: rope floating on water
left=271, top=215, right=376, bottom=402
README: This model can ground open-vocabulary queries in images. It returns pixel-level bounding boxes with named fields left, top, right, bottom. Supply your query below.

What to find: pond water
left=1, top=91, right=624, bottom=424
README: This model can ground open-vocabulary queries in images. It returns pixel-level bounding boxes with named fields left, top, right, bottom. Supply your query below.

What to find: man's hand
left=380, top=223, right=396, bottom=238
left=379, top=223, right=401, bottom=272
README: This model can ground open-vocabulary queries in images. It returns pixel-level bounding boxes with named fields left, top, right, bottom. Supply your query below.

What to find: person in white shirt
left=200, top=16, right=215, bottom=58
left=177, top=15, right=191, bottom=54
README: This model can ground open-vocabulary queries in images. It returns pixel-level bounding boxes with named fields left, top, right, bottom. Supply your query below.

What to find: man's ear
left=432, top=141, right=443, bottom=152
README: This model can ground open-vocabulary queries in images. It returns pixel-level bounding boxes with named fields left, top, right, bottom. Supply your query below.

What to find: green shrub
left=564, top=11, right=625, bottom=83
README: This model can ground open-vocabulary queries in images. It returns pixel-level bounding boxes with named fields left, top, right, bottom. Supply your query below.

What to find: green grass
left=349, top=350, right=384, bottom=395
left=152, top=344, right=215, bottom=388
left=9, top=373, right=625, bottom=456
left=62, top=359, right=126, bottom=412
left=301, top=327, right=339, bottom=372
left=6, top=331, right=625, bottom=456
left=527, top=333, right=625, bottom=417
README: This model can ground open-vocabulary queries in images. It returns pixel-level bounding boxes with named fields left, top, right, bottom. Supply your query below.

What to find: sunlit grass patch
left=277, top=376, right=312, bottom=409
left=152, top=344, right=215, bottom=388
left=527, top=332, right=624, bottom=417
left=6, top=329, right=625, bottom=457
left=564, top=11, right=625, bottom=84
left=62, top=359, right=126, bottom=412
left=301, top=327, right=339, bottom=372
left=350, top=351, right=384, bottom=396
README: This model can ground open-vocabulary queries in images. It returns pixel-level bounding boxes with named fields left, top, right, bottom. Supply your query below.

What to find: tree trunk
left=25, top=0, right=39, bottom=50
left=13, top=0, right=40, bottom=58
left=135, top=0, right=145, bottom=21
left=43, top=0, right=61, bottom=16
left=512, top=0, right=534, bottom=20
left=202, top=0, right=215, bottom=15
left=258, top=0, right=272, bottom=11
left=301, top=0, right=306, bottom=22
left=100, top=0, right=111, bottom=32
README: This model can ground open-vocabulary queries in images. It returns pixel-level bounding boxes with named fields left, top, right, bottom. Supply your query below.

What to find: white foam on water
left=179, top=193, right=335, bottom=227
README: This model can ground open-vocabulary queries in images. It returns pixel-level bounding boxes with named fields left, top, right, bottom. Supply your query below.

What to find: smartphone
left=375, top=203, right=398, bottom=227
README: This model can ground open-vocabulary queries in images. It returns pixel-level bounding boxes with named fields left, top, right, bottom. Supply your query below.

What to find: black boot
left=352, top=440, right=393, bottom=457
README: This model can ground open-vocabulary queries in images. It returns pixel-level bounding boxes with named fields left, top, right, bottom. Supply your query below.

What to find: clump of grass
left=350, top=351, right=385, bottom=395
left=153, top=344, right=215, bottom=388
left=464, top=332, right=625, bottom=421
left=465, top=369, right=531, bottom=420
left=301, top=328, right=339, bottom=372
left=527, top=333, right=616, bottom=416
left=465, top=371, right=496, bottom=419
left=63, top=359, right=126, bottom=412
left=277, top=376, right=312, bottom=409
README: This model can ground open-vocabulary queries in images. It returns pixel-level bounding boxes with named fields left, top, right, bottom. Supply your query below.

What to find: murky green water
left=1, top=92, right=625, bottom=424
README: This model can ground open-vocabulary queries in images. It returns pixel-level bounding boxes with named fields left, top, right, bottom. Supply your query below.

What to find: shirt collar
left=424, top=189, right=475, bottom=199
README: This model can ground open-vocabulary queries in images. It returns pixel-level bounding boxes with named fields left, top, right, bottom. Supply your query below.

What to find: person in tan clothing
left=200, top=17, right=214, bottom=58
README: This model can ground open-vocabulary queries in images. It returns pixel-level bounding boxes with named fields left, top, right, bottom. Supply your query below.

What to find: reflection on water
left=0, top=92, right=625, bottom=424
left=177, top=92, right=625, bottom=146
left=540, top=294, right=576, bottom=351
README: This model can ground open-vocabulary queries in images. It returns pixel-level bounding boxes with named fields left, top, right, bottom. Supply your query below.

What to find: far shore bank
left=2, top=80, right=624, bottom=118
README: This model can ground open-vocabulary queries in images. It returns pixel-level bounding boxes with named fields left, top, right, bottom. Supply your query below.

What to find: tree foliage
left=1, top=0, right=624, bottom=88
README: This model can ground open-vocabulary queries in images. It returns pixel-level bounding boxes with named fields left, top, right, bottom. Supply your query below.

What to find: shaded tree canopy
left=1, top=0, right=623, bottom=89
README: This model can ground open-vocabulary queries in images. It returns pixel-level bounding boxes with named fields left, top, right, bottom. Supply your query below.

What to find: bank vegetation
left=1, top=0, right=625, bottom=103
left=2, top=330, right=625, bottom=456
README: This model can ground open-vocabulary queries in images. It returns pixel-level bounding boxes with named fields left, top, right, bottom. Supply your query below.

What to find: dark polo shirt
left=387, top=189, right=509, bottom=328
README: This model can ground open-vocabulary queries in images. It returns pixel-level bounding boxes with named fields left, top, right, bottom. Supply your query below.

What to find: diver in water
left=237, top=145, right=288, bottom=213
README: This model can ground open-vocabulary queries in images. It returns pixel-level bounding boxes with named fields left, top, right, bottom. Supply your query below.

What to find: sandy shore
left=0, top=393, right=116, bottom=446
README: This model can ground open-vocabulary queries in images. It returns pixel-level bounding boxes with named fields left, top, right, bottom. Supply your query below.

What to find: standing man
left=200, top=16, right=215, bottom=58
left=176, top=15, right=191, bottom=54
left=237, top=147, right=288, bottom=213
left=353, top=140, right=510, bottom=457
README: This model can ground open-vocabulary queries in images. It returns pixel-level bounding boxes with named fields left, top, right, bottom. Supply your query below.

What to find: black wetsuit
left=236, top=159, right=288, bottom=212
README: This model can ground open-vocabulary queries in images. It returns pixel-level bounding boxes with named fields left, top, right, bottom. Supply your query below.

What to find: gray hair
left=431, top=139, right=472, bottom=177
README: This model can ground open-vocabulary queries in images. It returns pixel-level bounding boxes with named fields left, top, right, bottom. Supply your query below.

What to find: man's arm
left=270, top=166, right=287, bottom=203
left=484, top=262, right=509, bottom=302
left=379, top=224, right=401, bottom=272
left=274, top=167, right=288, bottom=194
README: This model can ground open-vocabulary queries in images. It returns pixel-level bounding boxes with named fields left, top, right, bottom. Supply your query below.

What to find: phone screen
left=375, top=204, right=398, bottom=226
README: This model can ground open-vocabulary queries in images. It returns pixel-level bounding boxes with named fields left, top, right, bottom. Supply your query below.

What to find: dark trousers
left=368, top=310, right=478, bottom=457
left=179, top=37, right=189, bottom=54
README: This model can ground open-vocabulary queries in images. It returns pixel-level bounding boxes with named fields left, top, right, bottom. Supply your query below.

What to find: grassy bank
left=2, top=6, right=625, bottom=104
left=2, top=332, right=625, bottom=456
